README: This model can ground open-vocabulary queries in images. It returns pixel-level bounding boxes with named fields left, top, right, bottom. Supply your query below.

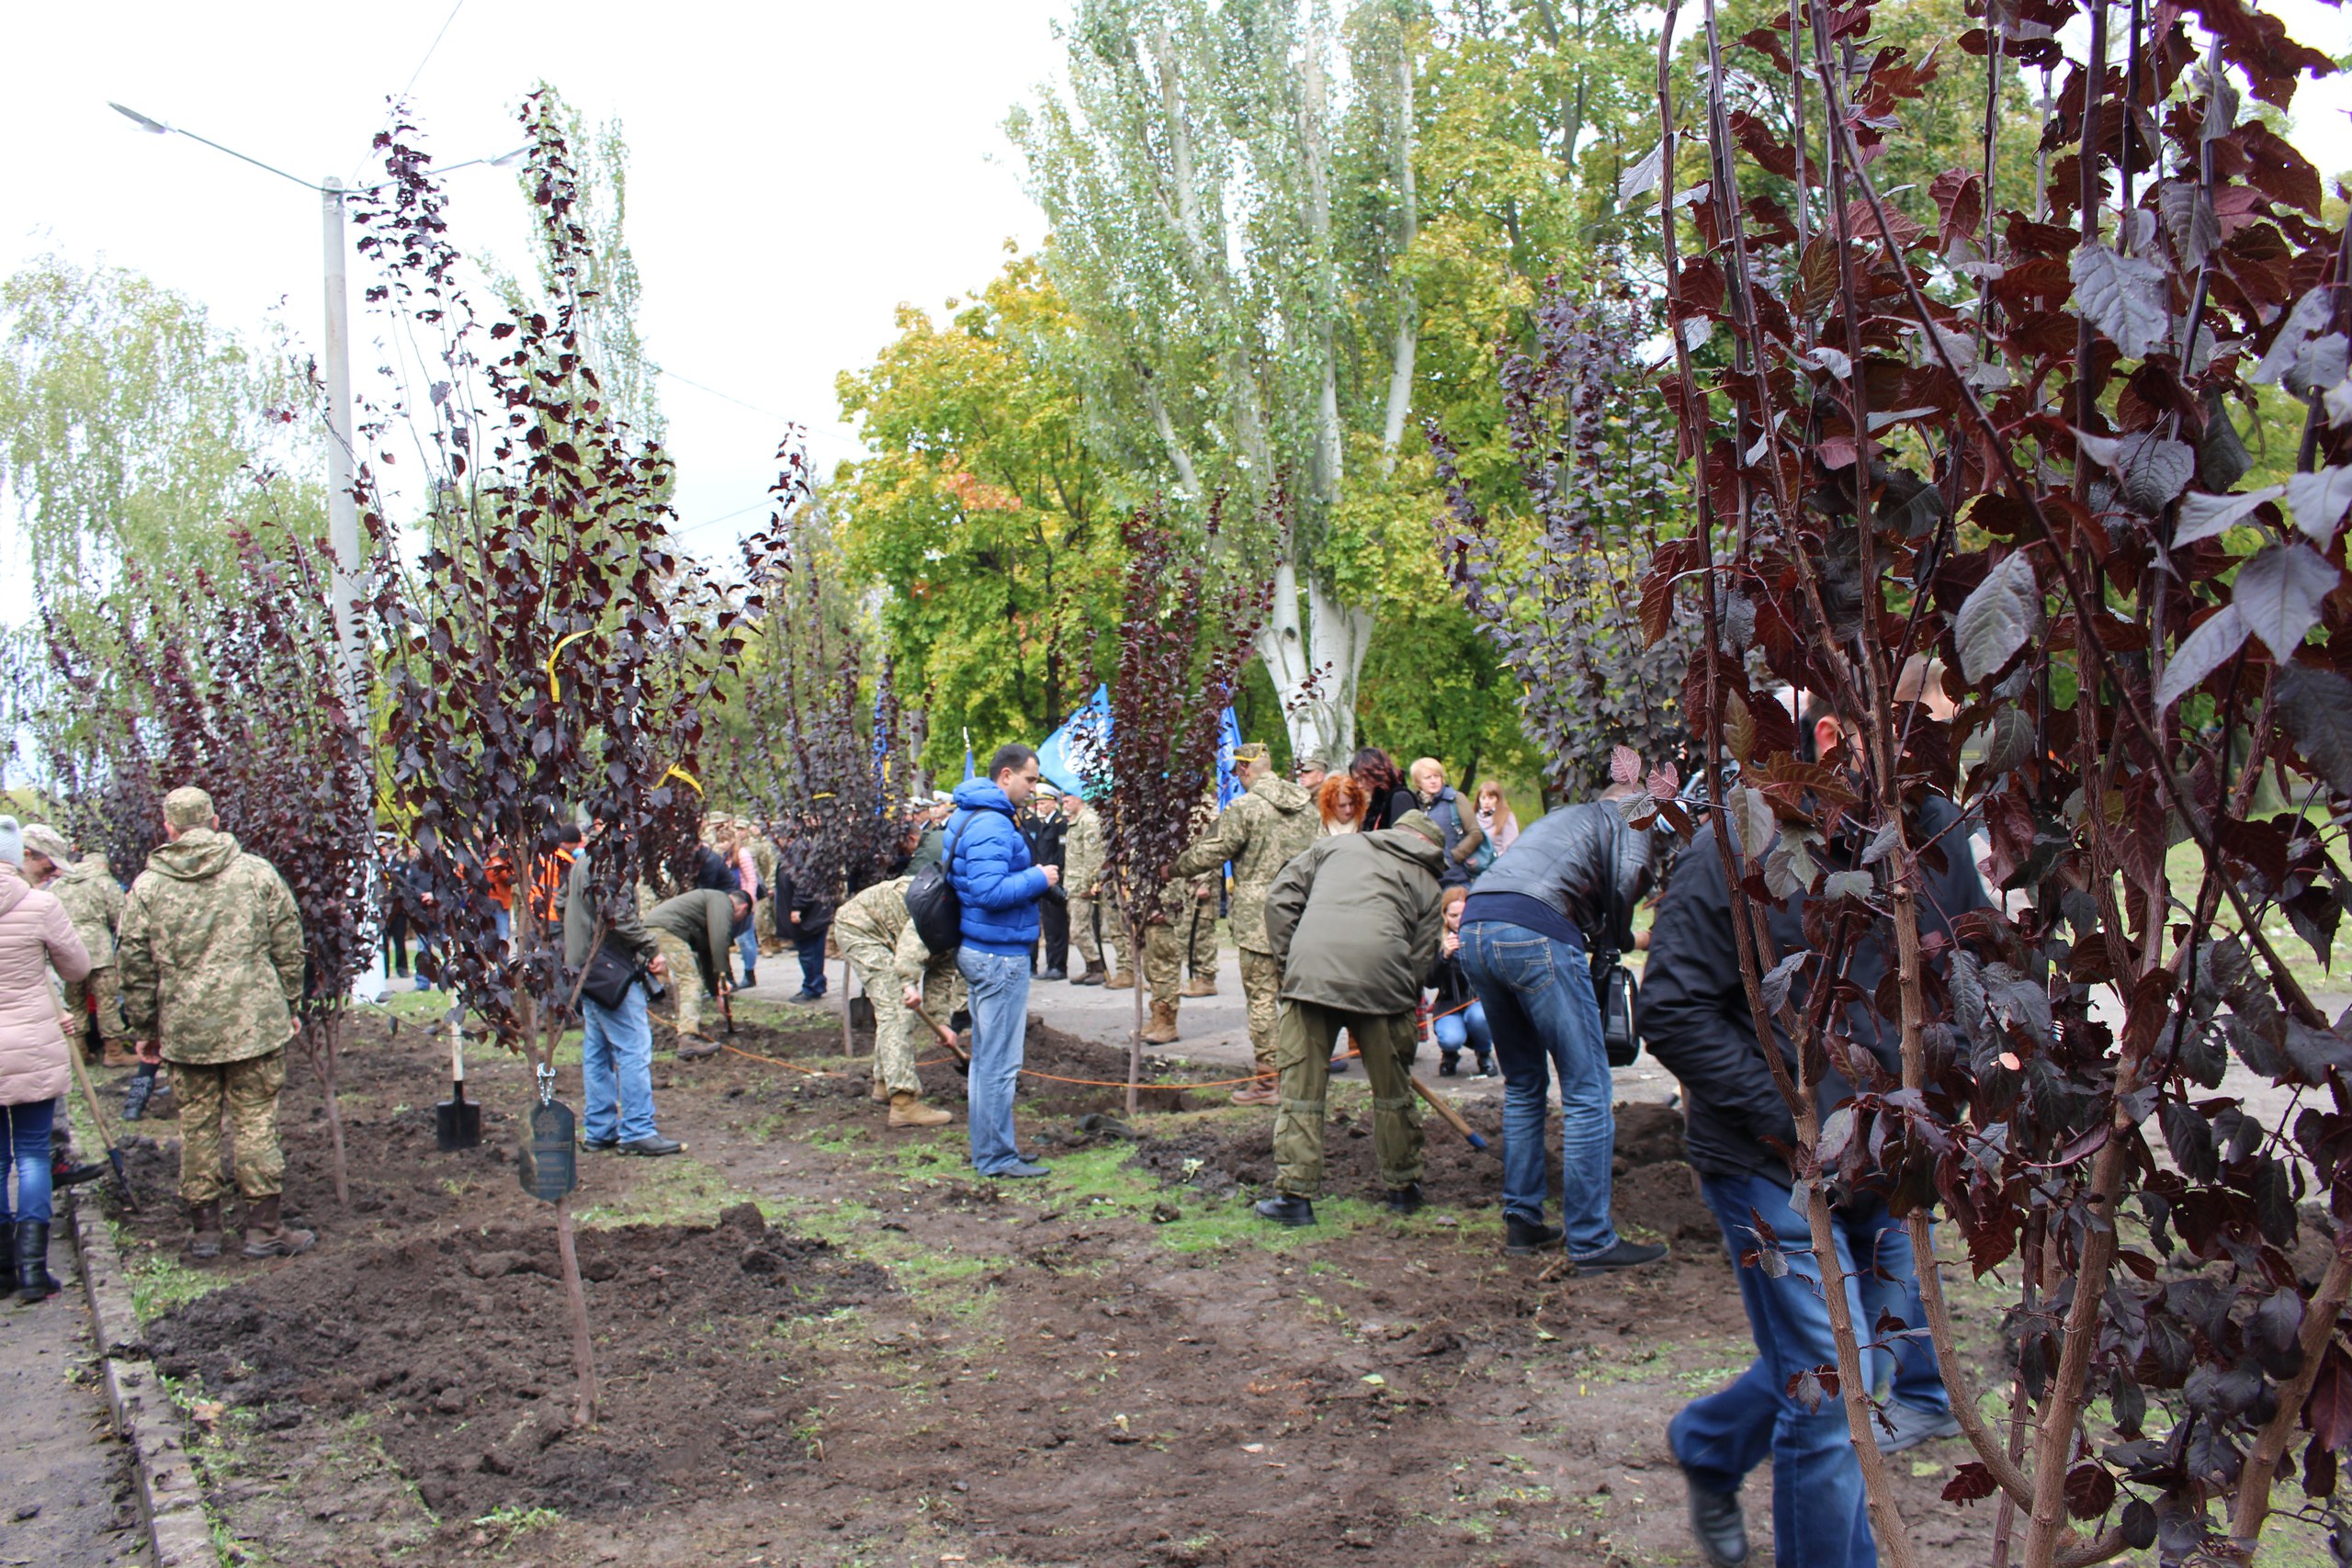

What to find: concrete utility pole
left=320, top=175, right=364, bottom=711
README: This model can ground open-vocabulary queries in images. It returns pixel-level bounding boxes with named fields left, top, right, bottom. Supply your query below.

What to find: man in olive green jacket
left=118, top=787, right=312, bottom=1261
left=1170, top=744, right=1318, bottom=1102
left=1060, top=795, right=1109, bottom=984
left=647, top=885, right=750, bottom=1055
left=1255, top=809, right=1447, bottom=1226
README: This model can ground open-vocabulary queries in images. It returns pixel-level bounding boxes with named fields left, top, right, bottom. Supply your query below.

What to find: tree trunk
left=841, top=953, right=856, bottom=1059
left=1127, top=896, right=1144, bottom=1120
left=318, top=1019, right=349, bottom=1213
left=554, top=1192, right=598, bottom=1427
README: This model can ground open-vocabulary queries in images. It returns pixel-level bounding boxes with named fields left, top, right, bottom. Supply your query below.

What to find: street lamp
left=108, top=100, right=526, bottom=707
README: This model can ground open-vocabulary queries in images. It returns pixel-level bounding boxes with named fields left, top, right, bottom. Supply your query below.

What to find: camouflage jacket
left=51, top=855, right=126, bottom=970
left=1170, top=774, right=1319, bottom=952
left=834, top=876, right=958, bottom=989
left=1062, top=807, right=1105, bottom=897
left=118, top=829, right=305, bottom=1065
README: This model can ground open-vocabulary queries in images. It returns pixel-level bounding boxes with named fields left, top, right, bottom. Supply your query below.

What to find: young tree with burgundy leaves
left=1091, top=499, right=1265, bottom=1112
left=1626, top=0, right=2352, bottom=1559
left=356, top=98, right=748, bottom=1428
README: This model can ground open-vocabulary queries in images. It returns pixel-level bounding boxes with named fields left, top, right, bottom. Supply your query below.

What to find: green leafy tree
left=831, top=254, right=1121, bottom=773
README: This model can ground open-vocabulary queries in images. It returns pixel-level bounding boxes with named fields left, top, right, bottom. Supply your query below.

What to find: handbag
left=581, top=938, right=646, bottom=1011
left=1590, top=808, right=1642, bottom=1068
left=903, top=815, right=973, bottom=957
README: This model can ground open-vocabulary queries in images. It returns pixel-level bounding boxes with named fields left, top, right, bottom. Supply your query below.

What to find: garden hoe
left=65, top=1042, right=139, bottom=1209
left=435, top=1009, right=481, bottom=1151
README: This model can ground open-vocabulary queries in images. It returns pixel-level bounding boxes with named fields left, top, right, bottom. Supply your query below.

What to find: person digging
left=116, top=786, right=314, bottom=1260
left=831, top=874, right=963, bottom=1128
left=646, top=885, right=752, bottom=1061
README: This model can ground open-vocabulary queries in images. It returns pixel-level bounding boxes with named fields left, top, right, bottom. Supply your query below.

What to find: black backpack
left=903, top=814, right=972, bottom=957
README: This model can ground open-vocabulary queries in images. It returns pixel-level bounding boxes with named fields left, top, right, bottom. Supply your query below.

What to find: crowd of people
left=0, top=718, right=1977, bottom=1568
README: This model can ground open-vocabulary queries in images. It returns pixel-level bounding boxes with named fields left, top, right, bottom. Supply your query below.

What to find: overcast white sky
left=4, top=0, right=2348, bottom=577
left=1, top=0, right=1066, bottom=564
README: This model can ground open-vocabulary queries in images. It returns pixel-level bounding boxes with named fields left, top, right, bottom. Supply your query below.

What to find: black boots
left=1504, top=1213, right=1566, bottom=1254
left=1383, top=1182, right=1426, bottom=1215
left=122, top=1065, right=158, bottom=1122
left=1685, top=1474, right=1749, bottom=1565
left=51, top=1151, right=107, bottom=1189
left=1253, top=1194, right=1317, bottom=1227
left=15, top=1222, right=58, bottom=1303
left=187, top=1201, right=224, bottom=1260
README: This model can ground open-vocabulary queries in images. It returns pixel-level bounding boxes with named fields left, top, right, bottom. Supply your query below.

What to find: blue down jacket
left=944, top=778, right=1049, bottom=953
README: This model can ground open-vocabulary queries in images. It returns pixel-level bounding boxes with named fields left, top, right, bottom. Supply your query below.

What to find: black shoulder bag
left=1590, top=809, right=1642, bottom=1067
left=904, top=814, right=973, bottom=957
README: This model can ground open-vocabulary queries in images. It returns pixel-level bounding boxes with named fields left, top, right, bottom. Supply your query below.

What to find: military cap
left=1231, top=741, right=1271, bottom=766
left=1392, top=807, right=1444, bottom=847
left=20, top=823, right=75, bottom=863
left=1294, top=749, right=1329, bottom=772
left=164, top=785, right=218, bottom=829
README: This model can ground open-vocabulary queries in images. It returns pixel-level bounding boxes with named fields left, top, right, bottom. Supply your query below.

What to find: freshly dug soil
left=147, top=1202, right=885, bottom=1521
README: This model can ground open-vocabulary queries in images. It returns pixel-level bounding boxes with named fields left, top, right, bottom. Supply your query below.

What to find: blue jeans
left=1432, top=1000, right=1492, bottom=1062
left=795, top=931, right=829, bottom=996
left=580, top=983, right=659, bottom=1144
left=3, top=1098, right=58, bottom=1226
left=1458, top=920, right=1618, bottom=1258
left=1670, top=1172, right=1951, bottom=1568
left=957, top=946, right=1031, bottom=1174
left=736, top=927, right=760, bottom=978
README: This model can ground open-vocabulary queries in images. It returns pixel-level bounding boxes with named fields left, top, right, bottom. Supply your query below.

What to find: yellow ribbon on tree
left=545, top=629, right=591, bottom=700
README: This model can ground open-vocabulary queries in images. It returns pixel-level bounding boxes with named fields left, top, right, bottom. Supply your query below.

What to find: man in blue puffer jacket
left=945, top=744, right=1061, bottom=1177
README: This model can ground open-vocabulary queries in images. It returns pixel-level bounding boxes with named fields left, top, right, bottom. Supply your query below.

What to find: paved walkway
left=0, top=1209, right=144, bottom=1568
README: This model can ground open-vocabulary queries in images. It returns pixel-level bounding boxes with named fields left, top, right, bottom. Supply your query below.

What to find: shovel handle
left=909, top=1002, right=967, bottom=1065
left=450, top=1026, right=465, bottom=1085
left=64, top=1033, right=141, bottom=1208
left=1409, top=1075, right=1488, bottom=1150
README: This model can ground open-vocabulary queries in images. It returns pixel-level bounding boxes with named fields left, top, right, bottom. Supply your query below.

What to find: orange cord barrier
left=701, top=997, right=1480, bottom=1093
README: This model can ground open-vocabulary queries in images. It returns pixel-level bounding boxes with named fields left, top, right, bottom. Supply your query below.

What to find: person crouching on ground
left=1428, top=887, right=1492, bottom=1079
left=647, top=884, right=752, bottom=1060
left=116, top=787, right=315, bottom=1260
left=1252, top=809, right=1445, bottom=1225
left=946, top=744, right=1060, bottom=1179
left=832, top=875, right=963, bottom=1128
left=0, top=816, right=93, bottom=1302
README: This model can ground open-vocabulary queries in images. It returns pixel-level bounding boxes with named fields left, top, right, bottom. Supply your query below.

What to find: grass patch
left=573, top=1154, right=759, bottom=1229
left=125, top=1248, right=231, bottom=1321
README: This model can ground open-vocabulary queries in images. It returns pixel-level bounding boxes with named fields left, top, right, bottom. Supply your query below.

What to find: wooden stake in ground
left=298, top=1017, right=351, bottom=1211
left=553, top=1190, right=597, bottom=1427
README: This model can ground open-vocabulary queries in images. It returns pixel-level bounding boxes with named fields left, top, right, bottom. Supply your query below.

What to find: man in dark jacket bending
left=1254, top=810, right=1446, bottom=1226
left=1639, top=708, right=1983, bottom=1568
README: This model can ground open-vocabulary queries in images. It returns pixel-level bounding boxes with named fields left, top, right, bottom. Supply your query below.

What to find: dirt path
left=0, top=1200, right=146, bottom=1568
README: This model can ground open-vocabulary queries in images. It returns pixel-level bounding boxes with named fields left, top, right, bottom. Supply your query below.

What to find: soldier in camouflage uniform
left=1060, top=794, right=1108, bottom=984
left=833, top=876, right=965, bottom=1127
left=117, top=787, right=313, bottom=1261
left=20, top=825, right=133, bottom=1064
left=1180, top=866, right=1220, bottom=994
left=1168, top=743, right=1319, bottom=1101
left=1137, top=788, right=1224, bottom=1043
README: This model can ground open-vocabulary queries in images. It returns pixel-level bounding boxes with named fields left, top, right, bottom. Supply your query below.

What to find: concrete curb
left=65, top=1185, right=221, bottom=1568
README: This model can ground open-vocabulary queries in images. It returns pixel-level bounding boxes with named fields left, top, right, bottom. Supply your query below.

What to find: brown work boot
left=888, top=1091, right=953, bottom=1128
left=241, top=1196, right=316, bottom=1259
left=101, top=1040, right=141, bottom=1069
left=1141, top=999, right=1181, bottom=1045
left=1231, top=1077, right=1278, bottom=1107
left=1183, top=976, right=1217, bottom=998
left=187, top=1201, right=224, bottom=1261
left=870, top=1079, right=890, bottom=1104
left=675, top=1038, right=720, bottom=1061
left=1070, top=959, right=1107, bottom=987
left=1104, top=969, right=1136, bottom=990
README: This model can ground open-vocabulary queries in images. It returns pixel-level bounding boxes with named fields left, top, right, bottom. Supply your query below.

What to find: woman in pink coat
left=0, top=817, right=93, bottom=1303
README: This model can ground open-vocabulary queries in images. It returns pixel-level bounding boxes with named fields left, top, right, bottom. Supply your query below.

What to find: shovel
left=1409, top=1074, right=1489, bottom=1151
left=64, top=1041, right=139, bottom=1210
left=909, top=1001, right=970, bottom=1075
left=435, top=1010, right=481, bottom=1151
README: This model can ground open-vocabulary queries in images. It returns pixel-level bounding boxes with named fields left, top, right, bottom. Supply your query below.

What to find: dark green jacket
left=1262, top=816, right=1445, bottom=1015
left=562, top=845, right=657, bottom=970
left=648, top=888, right=739, bottom=994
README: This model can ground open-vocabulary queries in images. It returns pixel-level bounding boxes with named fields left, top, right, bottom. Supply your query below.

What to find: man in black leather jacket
left=1457, top=787, right=1666, bottom=1269
left=1639, top=707, right=1984, bottom=1568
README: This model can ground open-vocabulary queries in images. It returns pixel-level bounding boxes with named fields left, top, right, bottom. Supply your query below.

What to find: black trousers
left=1035, top=897, right=1070, bottom=973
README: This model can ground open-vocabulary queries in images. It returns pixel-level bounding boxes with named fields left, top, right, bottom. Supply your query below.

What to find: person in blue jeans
left=945, top=746, right=1060, bottom=1179
left=1456, top=792, right=1665, bottom=1269
left=561, top=827, right=682, bottom=1157
left=1428, top=887, right=1491, bottom=1077
left=1638, top=704, right=1985, bottom=1568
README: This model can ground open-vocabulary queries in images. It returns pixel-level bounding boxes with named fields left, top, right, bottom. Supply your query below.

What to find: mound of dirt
left=1131, top=1093, right=1719, bottom=1241
left=147, top=1202, right=887, bottom=1521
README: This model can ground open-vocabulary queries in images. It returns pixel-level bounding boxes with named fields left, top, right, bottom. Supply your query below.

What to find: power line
left=348, top=0, right=469, bottom=185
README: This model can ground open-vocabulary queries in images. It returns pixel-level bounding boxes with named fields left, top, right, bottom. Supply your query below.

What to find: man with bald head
left=118, top=787, right=313, bottom=1261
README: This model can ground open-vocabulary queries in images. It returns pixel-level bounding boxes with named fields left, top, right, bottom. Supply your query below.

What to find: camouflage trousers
left=1272, top=1001, right=1422, bottom=1200
left=1180, top=886, right=1219, bottom=976
left=62, top=964, right=130, bottom=1044
left=837, top=925, right=963, bottom=1098
left=1068, top=896, right=1103, bottom=964
left=652, top=931, right=709, bottom=1037
left=1145, top=918, right=1185, bottom=1010
left=1238, top=949, right=1283, bottom=1077
left=171, top=1049, right=289, bottom=1205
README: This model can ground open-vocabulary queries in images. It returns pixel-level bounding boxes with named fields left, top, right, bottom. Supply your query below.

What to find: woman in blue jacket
left=944, top=746, right=1059, bottom=1177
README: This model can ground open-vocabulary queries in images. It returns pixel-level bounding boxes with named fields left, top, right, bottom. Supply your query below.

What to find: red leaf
left=1610, top=746, right=1643, bottom=787
left=2307, top=1342, right=2352, bottom=1450
left=1943, top=1461, right=2000, bottom=1503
